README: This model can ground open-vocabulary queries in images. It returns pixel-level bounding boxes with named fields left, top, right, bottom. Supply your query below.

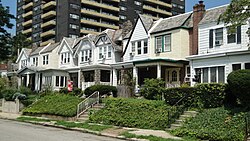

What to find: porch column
left=190, top=61, right=196, bottom=86
left=18, top=76, right=21, bottom=89
left=133, top=66, right=138, bottom=87
left=157, top=63, right=161, bottom=78
left=112, top=69, right=117, bottom=86
left=35, top=73, right=39, bottom=91
left=78, top=70, right=81, bottom=88
left=94, top=69, right=101, bottom=84
left=110, top=70, right=113, bottom=86
left=26, top=74, right=30, bottom=87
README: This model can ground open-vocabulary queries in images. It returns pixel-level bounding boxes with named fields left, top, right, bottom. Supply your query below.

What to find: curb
left=0, top=116, right=147, bottom=141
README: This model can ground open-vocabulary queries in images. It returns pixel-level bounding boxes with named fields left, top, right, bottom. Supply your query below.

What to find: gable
left=130, top=18, right=148, bottom=41
left=57, top=39, right=73, bottom=54
left=96, top=35, right=112, bottom=46
left=16, top=49, right=28, bottom=63
left=74, top=39, right=94, bottom=57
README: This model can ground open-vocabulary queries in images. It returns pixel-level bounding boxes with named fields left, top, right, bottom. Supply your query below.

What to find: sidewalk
left=0, top=112, right=182, bottom=141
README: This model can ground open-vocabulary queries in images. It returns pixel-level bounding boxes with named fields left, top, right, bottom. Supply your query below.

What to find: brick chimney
left=190, top=1, right=205, bottom=55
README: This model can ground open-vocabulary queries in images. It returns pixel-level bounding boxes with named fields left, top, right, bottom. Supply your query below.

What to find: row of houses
left=16, top=1, right=250, bottom=92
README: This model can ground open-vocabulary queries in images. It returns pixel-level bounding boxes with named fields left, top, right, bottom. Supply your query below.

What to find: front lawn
left=22, top=94, right=82, bottom=117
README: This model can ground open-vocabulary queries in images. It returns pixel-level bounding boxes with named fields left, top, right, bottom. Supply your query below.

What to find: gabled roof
left=30, top=46, right=45, bottom=56
left=96, top=29, right=123, bottom=52
left=139, top=15, right=154, bottom=31
left=73, top=34, right=96, bottom=57
left=16, top=48, right=32, bottom=63
left=151, top=12, right=193, bottom=34
left=199, top=5, right=228, bottom=25
left=40, top=42, right=60, bottom=54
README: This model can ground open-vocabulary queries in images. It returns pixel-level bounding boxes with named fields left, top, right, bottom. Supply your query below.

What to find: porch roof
left=133, top=58, right=188, bottom=65
left=17, top=66, right=44, bottom=75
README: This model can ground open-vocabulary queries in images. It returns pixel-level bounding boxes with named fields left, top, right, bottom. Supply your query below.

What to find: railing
left=77, top=91, right=99, bottom=118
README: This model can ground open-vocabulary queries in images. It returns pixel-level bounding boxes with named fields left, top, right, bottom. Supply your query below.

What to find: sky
left=2, top=0, right=231, bottom=36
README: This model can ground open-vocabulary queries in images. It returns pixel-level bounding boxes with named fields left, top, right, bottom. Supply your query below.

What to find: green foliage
left=164, top=84, right=226, bottom=108
left=17, top=116, right=51, bottom=122
left=195, top=83, right=226, bottom=108
left=227, top=70, right=250, bottom=107
left=20, top=94, right=40, bottom=107
left=84, top=85, right=117, bottom=97
left=22, top=94, right=81, bottom=117
left=72, top=87, right=83, bottom=97
left=172, top=107, right=245, bottom=141
left=59, top=87, right=68, bottom=94
left=0, top=77, right=9, bottom=98
left=164, top=87, right=197, bottom=107
left=55, top=121, right=112, bottom=131
left=89, top=98, right=171, bottom=130
left=140, top=78, right=165, bottom=100
left=2, top=88, right=18, bottom=101
left=19, top=86, right=33, bottom=96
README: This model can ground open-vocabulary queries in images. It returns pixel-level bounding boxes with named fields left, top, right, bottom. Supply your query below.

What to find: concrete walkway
left=0, top=112, right=21, bottom=120
left=129, top=129, right=181, bottom=140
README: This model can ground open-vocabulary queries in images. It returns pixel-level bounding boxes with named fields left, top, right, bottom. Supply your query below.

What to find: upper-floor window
left=227, top=26, right=241, bottom=44
left=81, top=50, right=92, bottom=62
left=21, top=60, right=27, bottom=68
left=131, top=39, right=148, bottom=55
left=137, top=41, right=141, bottom=55
left=69, top=24, right=79, bottom=30
left=120, top=6, right=127, bottom=11
left=70, top=4, right=80, bottom=9
left=61, top=52, right=70, bottom=64
left=155, top=34, right=171, bottom=53
left=134, top=1, right=141, bottom=6
left=32, top=57, right=38, bottom=66
left=99, top=46, right=112, bottom=59
left=70, top=14, right=79, bottom=20
left=43, top=55, right=49, bottom=65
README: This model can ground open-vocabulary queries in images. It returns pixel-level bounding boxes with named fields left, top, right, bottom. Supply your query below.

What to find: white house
left=187, top=5, right=250, bottom=86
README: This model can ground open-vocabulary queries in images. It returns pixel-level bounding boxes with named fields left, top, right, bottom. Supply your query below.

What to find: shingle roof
left=199, top=5, right=228, bottom=25
left=99, top=29, right=123, bottom=52
left=23, top=48, right=32, bottom=56
left=30, top=47, right=44, bottom=56
left=139, top=15, right=154, bottom=31
left=40, top=42, right=60, bottom=54
left=151, top=13, right=192, bottom=33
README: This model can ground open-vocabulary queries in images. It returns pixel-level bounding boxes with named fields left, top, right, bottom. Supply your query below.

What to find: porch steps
left=169, top=111, right=198, bottom=130
left=77, top=103, right=105, bottom=122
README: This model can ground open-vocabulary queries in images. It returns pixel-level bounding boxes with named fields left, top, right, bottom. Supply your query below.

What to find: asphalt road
left=0, top=119, right=123, bottom=141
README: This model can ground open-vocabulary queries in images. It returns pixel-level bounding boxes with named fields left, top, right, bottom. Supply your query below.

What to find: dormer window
left=61, top=52, right=70, bottom=64
left=99, top=46, right=112, bottom=59
left=21, top=60, right=27, bottom=68
left=33, top=57, right=38, bottom=66
left=81, top=50, right=92, bottom=62
left=43, top=55, right=49, bottom=65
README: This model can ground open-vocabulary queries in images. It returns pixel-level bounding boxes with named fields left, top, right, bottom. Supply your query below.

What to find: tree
left=0, top=1, right=15, bottom=62
left=11, top=33, right=32, bottom=61
left=219, top=0, right=250, bottom=41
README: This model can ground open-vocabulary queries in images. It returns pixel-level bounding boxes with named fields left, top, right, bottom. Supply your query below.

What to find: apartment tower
left=16, top=0, right=185, bottom=46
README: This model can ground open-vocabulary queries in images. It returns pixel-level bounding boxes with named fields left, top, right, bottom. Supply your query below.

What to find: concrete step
left=183, top=111, right=198, bottom=116
left=169, top=124, right=182, bottom=130
left=179, top=114, right=193, bottom=120
left=174, top=119, right=184, bottom=124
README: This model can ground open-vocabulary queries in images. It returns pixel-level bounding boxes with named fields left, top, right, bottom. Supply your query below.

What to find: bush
left=89, top=98, right=171, bottom=130
left=0, top=77, right=9, bottom=99
left=59, top=87, right=68, bottom=94
left=227, top=70, right=250, bottom=107
left=172, top=107, right=245, bottom=141
left=164, top=87, right=197, bottom=107
left=23, top=94, right=82, bottom=117
left=84, top=85, right=117, bottom=97
left=72, top=87, right=83, bottom=97
left=2, top=88, right=18, bottom=101
left=19, top=86, right=33, bottom=96
left=140, top=78, right=165, bottom=100
left=195, top=83, right=226, bottom=108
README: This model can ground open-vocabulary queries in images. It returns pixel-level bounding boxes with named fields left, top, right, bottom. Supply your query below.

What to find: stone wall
left=2, top=99, right=24, bottom=114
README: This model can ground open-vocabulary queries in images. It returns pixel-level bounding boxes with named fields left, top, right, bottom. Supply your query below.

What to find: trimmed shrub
left=227, top=70, right=250, bottom=107
left=72, top=87, right=83, bottom=97
left=19, top=86, right=33, bottom=96
left=23, top=94, right=81, bottom=117
left=195, top=83, right=226, bottom=108
left=89, top=98, right=171, bottom=130
left=172, top=107, right=245, bottom=141
left=164, top=87, right=197, bottom=107
left=2, top=88, right=18, bottom=101
left=140, top=78, right=165, bottom=100
left=84, top=85, right=117, bottom=97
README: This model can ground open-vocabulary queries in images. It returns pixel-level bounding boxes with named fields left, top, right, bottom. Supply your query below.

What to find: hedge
left=89, top=98, right=171, bottom=130
left=172, top=107, right=245, bottom=141
left=84, top=85, right=117, bottom=97
left=164, top=83, right=226, bottom=108
left=23, top=94, right=82, bottom=117
left=227, top=70, right=250, bottom=107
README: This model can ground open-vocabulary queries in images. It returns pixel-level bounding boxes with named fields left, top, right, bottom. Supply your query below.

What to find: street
left=0, top=119, right=124, bottom=141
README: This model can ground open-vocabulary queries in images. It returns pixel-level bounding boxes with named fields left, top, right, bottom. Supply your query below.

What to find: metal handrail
left=77, top=91, right=100, bottom=118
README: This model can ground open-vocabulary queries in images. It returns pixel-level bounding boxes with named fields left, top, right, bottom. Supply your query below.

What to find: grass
left=121, top=131, right=198, bottom=141
left=55, top=121, right=112, bottom=132
left=17, top=116, right=52, bottom=122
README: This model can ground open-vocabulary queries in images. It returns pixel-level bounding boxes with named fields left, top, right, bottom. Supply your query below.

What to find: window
left=32, top=57, right=38, bottom=66
left=227, top=26, right=241, bottom=44
left=43, top=55, right=48, bottom=65
left=84, top=71, right=94, bottom=82
left=120, top=6, right=127, bottom=11
left=202, top=68, right=208, bottom=83
left=215, top=28, right=223, bottom=46
left=69, top=24, right=79, bottom=29
left=164, top=35, right=171, bottom=51
left=69, top=14, right=79, bottom=20
left=144, top=40, right=148, bottom=54
left=245, top=63, right=250, bottom=70
left=137, top=41, right=141, bottom=55
left=81, top=50, right=92, bottom=62
left=69, top=34, right=78, bottom=38
left=61, top=52, right=70, bottom=64
left=218, top=66, right=225, bottom=83
left=131, top=42, right=135, bottom=52
left=45, top=76, right=52, bottom=86
left=56, top=76, right=59, bottom=86
left=108, top=46, right=112, bottom=58
left=21, top=60, right=27, bottom=68
left=172, top=71, right=177, bottom=82
left=99, top=47, right=103, bottom=59
left=60, top=76, right=64, bottom=87
left=227, top=28, right=236, bottom=44
left=120, top=15, right=126, bottom=20
left=155, top=34, right=171, bottom=53
left=134, top=1, right=141, bottom=5
left=210, top=67, right=216, bottom=82
left=70, top=4, right=80, bottom=9
left=99, top=46, right=111, bottom=59
left=232, top=64, right=241, bottom=71
left=101, top=70, right=110, bottom=82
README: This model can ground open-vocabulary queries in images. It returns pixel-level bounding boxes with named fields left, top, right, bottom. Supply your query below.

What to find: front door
left=165, top=68, right=180, bottom=88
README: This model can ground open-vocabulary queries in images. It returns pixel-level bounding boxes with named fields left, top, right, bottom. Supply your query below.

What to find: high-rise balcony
left=41, top=30, right=55, bottom=38
left=81, top=9, right=119, bottom=21
left=80, top=29, right=99, bottom=35
left=143, top=5, right=172, bottom=16
left=42, top=11, right=56, bottom=19
left=40, top=39, right=55, bottom=46
left=23, top=11, right=33, bottom=18
left=81, top=19, right=119, bottom=30
left=81, top=0, right=119, bottom=12
left=22, top=20, right=32, bottom=27
left=144, top=0, right=172, bottom=8
left=22, top=2, right=33, bottom=10
left=42, top=1, right=56, bottom=10
left=41, top=20, right=56, bottom=28
left=23, top=28, right=32, bottom=34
